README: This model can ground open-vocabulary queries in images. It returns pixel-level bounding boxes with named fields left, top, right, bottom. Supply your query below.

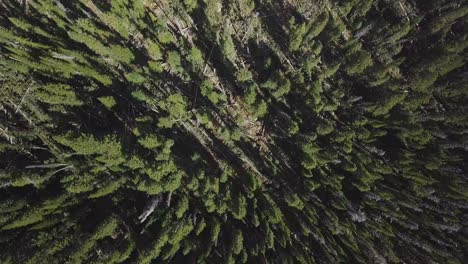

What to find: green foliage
left=125, top=72, right=146, bottom=84
left=89, top=177, right=126, bottom=198
left=429, top=7, right=468, bottom=33
left=131, top=90, right=149, bottom=102
left=236, top=68, right=253, bottom=82
left=254, top=100, right=268, bottom=118
left=316, top=121, right=335, bottom=135
left=189, top=47, right=204, bottom=67
left=285, top=193, right=304, bottom=210
left=372, top=92, right=407, bottom=116
left=221, top=30, right=237, bottom=62
left=210, top=218, right=221, bottom=245
left=345, top=49, right=373, bottom=75
left=323, top=62, right=341, bottom=78
left=138, top=135, right=163, bottom=149
left=167, top=51, right=184, bottom=74
left=54, top=134, right=125, bottom=169
left=175, top=196, right=189, bottom=218
left=92, top=217, right=119, bottom=240
left=98, top=96, right=117, bottom=109
left=231, top=229, right=243, bottom=255
left=36, top=84, right=83, bottom=106
left=63, top=173, right=96, bottom=194
left=306, top=11, right=330, bottom=40
left=231, top=194, right=247, bottom=220
left=158, top=30, right=175, bottom=44
left=1, top=208, right=44, bottom=230
left=289, top=19, right=308, bottom=51
left=0, top=2, right=466, bottom=264
left=158, top=93, right=188, bottom=128
left=184, top=0, right=198, bottom=11
left=200, top=80, right=226, bottom=104
left=146, top=40, right=163, bottom=60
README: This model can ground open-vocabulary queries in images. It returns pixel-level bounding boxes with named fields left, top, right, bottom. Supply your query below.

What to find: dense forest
left=0, top=0, right=467, bottom=263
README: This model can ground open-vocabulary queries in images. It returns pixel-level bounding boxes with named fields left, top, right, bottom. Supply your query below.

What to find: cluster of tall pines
left=0, top=0, right=466, bottom=263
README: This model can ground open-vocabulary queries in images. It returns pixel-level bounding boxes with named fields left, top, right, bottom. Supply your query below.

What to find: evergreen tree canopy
left=0, top=0, right=467, bottom=263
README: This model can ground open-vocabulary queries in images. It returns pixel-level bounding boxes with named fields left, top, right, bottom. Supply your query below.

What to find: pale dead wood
left=138, top=196, right=161, bottom=223
left=8, top=99, right=33, bottom=124
left=399, top=1, right=410, bottom=21
left=0, top=126, right=15, bottom=144
left=25, top=163, right=68, bottom=169
left=15, top=82, right=32, bottom=114
left=166, top=191, right=172, bottom=207
left=83, top=0, right=104, bottom=17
